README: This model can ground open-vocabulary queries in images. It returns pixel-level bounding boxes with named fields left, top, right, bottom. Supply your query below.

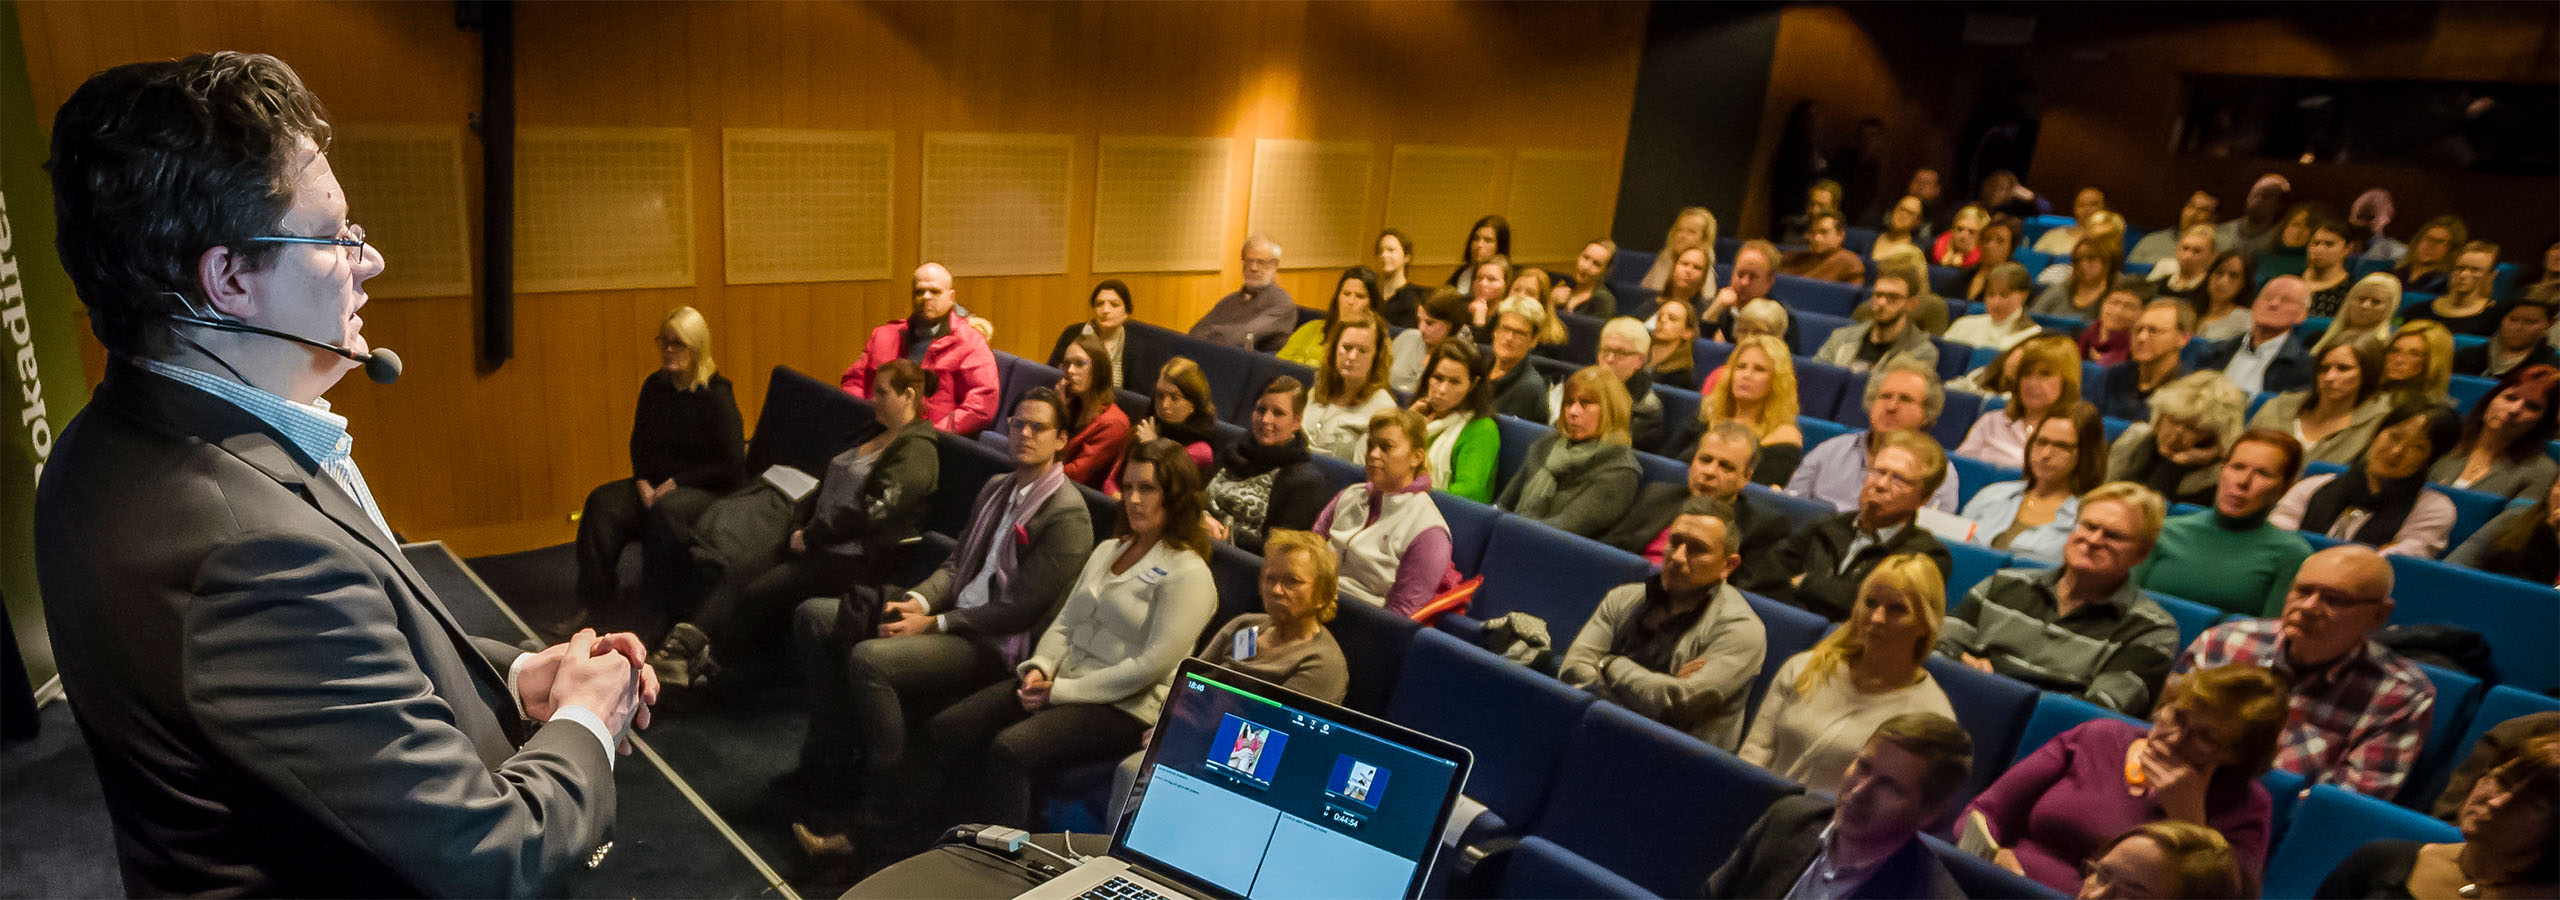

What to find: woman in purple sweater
left=1965, top=663, right=2288, bottom=895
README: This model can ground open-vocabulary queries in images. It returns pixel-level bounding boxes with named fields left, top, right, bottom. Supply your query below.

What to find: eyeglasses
left=248, top=223, right=368, bottom=264
left=656, top=336, right=689, bottom=350
left=1006, top=416, right=1057, bottom=436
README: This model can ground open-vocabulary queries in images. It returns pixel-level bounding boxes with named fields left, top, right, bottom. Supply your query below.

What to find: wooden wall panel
left=23, top=0, right=1646, bottom=555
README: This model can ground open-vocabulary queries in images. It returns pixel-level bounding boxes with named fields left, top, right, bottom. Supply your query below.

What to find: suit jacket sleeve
left=940, top=492, right=1096, bottom=636
left=909, top=480, right=1005, bottom=610
left=185, top=532, right=614, bottom=898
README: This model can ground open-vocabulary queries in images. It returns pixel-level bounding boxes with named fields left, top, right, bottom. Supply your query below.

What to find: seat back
left=2261, top=768, right=2310, bottom=847
left=1743, top=591, right=1833, bottom=727
left=1925, top=835, right=2069, bottom=899
left=2410, top=685, right=2560, bottom=813
left=2142, top=590, right=2229, bottom=654
left=1431, top=491, right=1501, bottom=575
left=1791, top=310, right=1853, bottom=357
left=1557, top=313, right=1605, bottom=365
left=1206, top=542, right=1267, bottom=633
left=1949, top=455, right=2022, bottom=507
left=2387, top=555, right=2558, bottom=691
left=1473, top=517, right=1653, bottom=639
left=2263, top=785, right=2460, bottom=900
left=1943, top=545, right=2012, bottom=600
left=1924, top=656, right=2042, bottom=805
left=1796, top=416, right=1854, bottom=454
left=2014, top=691, right=2143, bottom=764
left=1534, top=702, right=1802, bottom=896
left=927, top=431, right=1017, bottom=537
left=2448, top=374, right=2496, bottom=416
left=746, top=366, right=878, bottom=476
left=1388, top=629, right=1592, bottom=824
left=1158, top=336, right=1261, bottom=426
left=1794, top=360, right=1854, bottom=420
left=1494, top=837, right=1657, bottom=900
left=1328, top=590, right=1421, bottom=716
left=1492, top=415, right=1550, bottom=495
left=2434, top=484, right=2511, bottom=550
left=1933, top=388, right=1983, bottom=449
left=1745, top=482, right=1836, bottom=532
left=1652, top=385, right=1701, bottom=447
left=2407, top=662, right=2485, bottom=808
left=1771, top=275, right=1865, bottom=319
left=1634, top=450, right=1685, bottom=487
left=1608, top=249, right=1656, bottom=286
left=1307, top=454, right=1363, bottom=498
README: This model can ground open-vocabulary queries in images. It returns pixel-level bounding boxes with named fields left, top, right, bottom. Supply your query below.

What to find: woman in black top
left=1443, top=214, right=1510, bottom=291
left=1045, top=280, right=1153, bottom=400
left=1373, top=229, right=1431, bottom=329
left=2318, top=735, right=2559, bottom=899
left=572, top=306, right=745, bottom=629
left=1202, top=376, right=1330, bottom=554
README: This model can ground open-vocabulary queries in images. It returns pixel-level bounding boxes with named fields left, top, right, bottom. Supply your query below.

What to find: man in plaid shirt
left=2174, top=545, right=2435, bottom=800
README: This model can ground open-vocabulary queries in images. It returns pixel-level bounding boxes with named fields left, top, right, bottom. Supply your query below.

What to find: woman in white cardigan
left=922, top=439, right=1217, bottom=830
left=1313, top=408, right=1460, bottom=616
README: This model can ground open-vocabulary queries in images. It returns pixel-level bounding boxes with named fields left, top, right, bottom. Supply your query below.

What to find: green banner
left=1, top=0, right=90, bottom=686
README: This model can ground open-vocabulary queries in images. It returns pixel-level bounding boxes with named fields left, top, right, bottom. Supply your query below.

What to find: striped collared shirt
left=142, top=359, right=396, bottom=541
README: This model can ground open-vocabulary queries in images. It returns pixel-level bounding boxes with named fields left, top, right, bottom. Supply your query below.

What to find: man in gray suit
left=37, top=52, right=652, bottom=896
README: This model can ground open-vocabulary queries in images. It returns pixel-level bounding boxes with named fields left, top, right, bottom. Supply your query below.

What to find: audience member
left=2074, top=821, right=2245, bottom=900
left=1640, top=206, right=1717, bottom=294
left=2349, top=189, right=2406, bottom=264
left=1562, top=495, right=1768, bottom=749
left=2099, top=298, right=2197, bottom=421
left=1301, top=315, right=1398, bottom=463
left=1966, top=664, right=2284, bottom=895
left=1555, top=316, right=1665, bottom=449
left=2107, top=371, right=2248, bottom=507
left=1702, top=238, right=1779, bottom=338
left=2431, top=711, right=2560, bottom=822
left=2077, top=281, right=2144, bottom=366
left=2175, top=545, right=2436, bottom=799
left=1672, top=334, right=1806, bottom=484
left=1187, top=236, right=1295, bottom=350
left=1660, top=245, right=1715, bottom=315
left=1751, top=430, right=1955, bottom=620
left=1055, top=334, right=1132, bottom=487
left=842, top=262, right=999, bottom=434
left=785, top=388, right=1093, bottom=855
left=1311, top=410, right=1459, bottom=616
left=1742, top=557, right=1956, bottom=793
left=2316, top=273, right=2404, bottom=357
left=1554, top=238, right=1619, bottom=318
left=1485, top=296, right=1553, bottom=422
left=1648, top=297, right=1702, bottom=391
left=1388, top=288, right=1469, bottom=395
left=2303, top=219, right=2359, bottom=316
left=1948, top=480, right=2175, bottom=710
left=1202, top=377, right=1327, bottom=553
left=1047, top=280, right=1155, bottom=396
left=2404, top=242, right=2503, bottom=336
left=1784, top=179, right=1844, bottom=244
left=2134, top=429, right=2312, bottom=618
left=2320, top=734, right=2559, bottom=900
left=1931, top=204, right=1988, bottom=269
left=1277, top=266, right=1382, bottom=367
left=1465, top=255, right=1514, bottom=333
left=2129, top=191, right=2224, bottom=266
left=2254, top=203, right=2321, bottom=283
left=1967, top=217, right=2023, bottom=301
left=2272, top=402, right=2464, bottom=557
left=1958, top=406, right=2109, bottom=565
left=1607, top=424, right=1790, bottom=567
left=2380, top=321, right=2457, bottom=410
left=923, top=439, right=1218, bottom=832
left=2447, top=477, right=2560, bottom=585
left=1872, top=249, right=1952, bottom=335
left=1111, top=357, right=1220, bottom=490
left=1783, top=211, right=1866, bottom=284
left=2032, top=187, right=2110, bottom=254
left=2192, top=274, right=2312, bottom=397
left=2190, top=250, right=2258, bottom=342
left=2533, top=241, right=2560, bottom=298
left=1791, top=359, right=1963, bottom=512
left=2219, top=174, right=2291, bottom=258
left=1817, top=269, right=1938, bottom=373
left=1872, top=195, right=1929, bottom=261
left=1443, top=214, right=1509, bottom=293
left=1710, top=714, right=1972, bottom=900
left=1956, top=333, right=2081, bottom=468
left=1945, top=262, right=2043, bottom=351
left=2039, top=212, right=2128, bottom=288
left=2250, top=338, right=2392, bottom=466
left=2453, top=293, right=2557, bottom=378
left=573, top=306, right=747, bottom=630
left=1372, top=229, right=1430, bottom=328
left=2147, top=226, right=2216, bottom=302
left=2427, top=364, right=2560, bottom=500
left=1505, top=267, right=1568, bottom=346
left=2392, top=215, right=2469, bottom=295
left=1496, top=366, right=1641, bottom=538
left=1409, top=339, right=1500, bottom=502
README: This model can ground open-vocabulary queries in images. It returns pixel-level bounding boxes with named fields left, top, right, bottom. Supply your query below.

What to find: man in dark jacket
left=1707, top=713, right=1971, bottom=899
left=1602, top=422, right=1787, bottom=564
left=2194, top=277, right=2313, bottom=396
left=1741, top=430, right=1952, bottom=620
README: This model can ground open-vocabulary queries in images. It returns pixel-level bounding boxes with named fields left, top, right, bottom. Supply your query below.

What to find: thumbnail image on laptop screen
left=1119, top=666, right=1463, bottom=899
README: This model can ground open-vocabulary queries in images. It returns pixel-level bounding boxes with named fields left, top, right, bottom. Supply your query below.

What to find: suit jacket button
left=587, top=841, right=613, bottom=868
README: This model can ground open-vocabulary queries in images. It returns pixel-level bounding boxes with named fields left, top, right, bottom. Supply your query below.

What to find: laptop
left=1016, top=658, right=1472, bottom=900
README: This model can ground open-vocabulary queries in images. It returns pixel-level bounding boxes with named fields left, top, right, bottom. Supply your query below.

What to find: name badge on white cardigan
left=1137, top=565, right=1169, bottom=585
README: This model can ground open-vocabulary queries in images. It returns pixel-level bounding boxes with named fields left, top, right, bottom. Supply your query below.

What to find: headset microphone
left=167, top=313, right=404, bottom=384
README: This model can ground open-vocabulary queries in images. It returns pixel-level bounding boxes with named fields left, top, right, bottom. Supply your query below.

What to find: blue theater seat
left=1431, top=491, right=1501, bottom=575
left=1495, top=837, right=1658, bottom=899
left=1245, top=355, right=1314, bottom=411
left=1949, top=454, right=2022, bottom=506
left=2448, top=374, right=2496, bottom=415
left=1930, top=265, right=1970, bottom=298
left=1470, top=516, right=1653, bottom=640
left=1693, top=339, right=1734, bottom=372
left=1942, top=543, right=2011, bottom=598
left=1795, top=360, right=1853, bottom=419
left=1531, top=702, right=1802, bottom=896
left=1609, top=249, right=1656, bottom=285
left=1931, top=336, right=1973, bottom=383
left=1743, top=591, right=1832, bottom=727
left=1326, top=589, right=1420, bottom=716
left=2386, top=555, right=2558, bottom=691
left=1925, top=656, right=2042, bottom=805
left=1771, top=275, right=1864, bottom=319
left=1206, top=542, right=1266, bottom=629
left=1558, top=312, right=1604, bottom=365
left=1926, top=835, right=2069, bottom=899
left=1746, top=483, right=1837, bottom=532
left=2014, top=692, right=2143, bottom=764
left=1307, top=453, right=1363, bottom=497
left=1492, top=415, right=1548, bottom=494
left=2142, top=590, right=2229, bottom=653
left=1841, top=226, right=1878, bottom=257
left=1635, top=450, right=1684, bottom=487
left=1652, top=385, right=1701, bottom=445
left=2411, top=685, right=2560, bottom=813
left=1797, top=415, right=1854, bottom=452
left=1162, top=336, right=1261, bottom=425
left=747, top=366, right=877, bottom=477
left=997, top=356, right=1063, bottom=430
left=1933, top=388, right=1983, bottom=450
left=1791, top=310, right=1853, bottom=357
left=1616, top=284, right=1659, bottom=321
left=2262, top=767, right=2310, bottom=847
left=1073, top=483, right=1119, bottom=551
left=2435, top=484, right=2510, bottom=549
left=1388, top=629, right=1592, bottom=827
left=2406, top=663, right=2484, bottom=809
left=929, top=431, right=1017, bottom=538
left=1526, top=355, right=1578, bottom=389
left=2263, top=785, right=2459, bottom=900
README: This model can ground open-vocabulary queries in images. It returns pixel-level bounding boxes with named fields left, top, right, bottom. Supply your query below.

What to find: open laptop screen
left=1116, top=662, right=1465, bottom=899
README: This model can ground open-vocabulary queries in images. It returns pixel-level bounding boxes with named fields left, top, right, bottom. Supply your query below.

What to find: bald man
left=1188, top=235, right=1298, bottom=349
left=2173, top=545, right=2436, bottom=800
left=2196, top=276, right=2313, bottom=396
left=842, top=263, right=1000, bottom=434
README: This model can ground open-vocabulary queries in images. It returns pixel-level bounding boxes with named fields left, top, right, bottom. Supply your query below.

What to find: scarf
left=1513, top=435, right=1618, bottom=520
left=1219, top=430, right=1311, bottom=477
left=1424, top=412, right=1475, bottom=492
left=1157, top=413, right=1215, bottom=450
left=2300, top=463, right=2427, bottom=547
left=947, top=463, right=1069, bottom=662
left=1611, top=576, right=1714, bottom=673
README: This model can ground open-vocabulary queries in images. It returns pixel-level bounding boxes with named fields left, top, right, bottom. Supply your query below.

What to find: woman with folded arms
left=2319, top=734, right=2560, bottom=899
left=1958, top=333, right=2082, bottom=468
left=924, top=439, right=1217, bottom=833
left=2271, top=402, right=2465, bottom=558
left=1739, top=553, right=1956, bottom=796
left=1203, top=377, right=1328, bottom=553
left=2427, top=364, right=2560, bottom=500
left=1314, top=409, right=1459, bottom=616
left=2249, top=339, right=2391, bottom=466
left=1961, top=405, right=2107, bottom=565
left=1495, top=366, right=1640, bottom=538
left=1671, top=334, right=1804, bottom=485
left=1409, top=340, right=1500, bottom=502
left=1055, top=333, right=1131, bottom=487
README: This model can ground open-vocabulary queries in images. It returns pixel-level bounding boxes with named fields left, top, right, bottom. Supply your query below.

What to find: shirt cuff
left=934, top=614, right=948, bottom=633
left=506, top=653, right=533, bottom=720
left=549, top=705, right=618, bottom=771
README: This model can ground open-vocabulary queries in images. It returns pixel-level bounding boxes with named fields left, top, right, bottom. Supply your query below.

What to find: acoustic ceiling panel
left=328, top=125, right=472, bottom=299
left=1384, top=144, right=1501, bottom=267
left=1505, top=149, right=1617, bottom=264
left=721, top=128, right=894, bottom=285
left=1092, top=136, right=1233, bottom=273
left=513, top=127, right=695, bottom=294
left=1247, top=139, right=1373, bottom=269
left=921, top=132, right=1074, bottom=277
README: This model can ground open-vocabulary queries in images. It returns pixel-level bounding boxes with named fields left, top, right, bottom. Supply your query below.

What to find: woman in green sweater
left=2134, top=429, right=2315, bottom=618
left=1409, top=339, right=1500, bottom=503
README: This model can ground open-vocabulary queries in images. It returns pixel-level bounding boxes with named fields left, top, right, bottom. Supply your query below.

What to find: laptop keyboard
left=1077, top=876, right=1176, bottom=900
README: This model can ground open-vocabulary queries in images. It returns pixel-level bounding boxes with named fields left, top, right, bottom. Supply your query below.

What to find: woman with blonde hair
left=1933, top=204, right=1990, bottom=269
left=1313, top=410, right=1460, bottom=615
left=2034, top=235, right=2126, bottom=322
left=2379, top=320, right=2457, bottom=409
left=1300, top=316, right=1398, bottom=463
left=1506, top=267, right=1568, bottom=345
left=1679, top=334, right=1804, bottom=485
left=1640, top=205, right=1717, bottom=294
left=570, top=305, right=746, bottom=629
left=1554, top=239, right=1619, bottom=318
left=2315, top=273, right=2404, bottom=356
left=2076, top=821, right=2245, bottom=900
left=1464, top=255, right=1515, bottom=333
left=2106, top=371, right=2249, bottom=506
left=1660, top=246, right=1714, bottom=313
left=1957, top=333, right=2082, bottom=468
left=1495, top=366, right=1640, bottom=538
left=1738, top=553, right=1956, bottom=795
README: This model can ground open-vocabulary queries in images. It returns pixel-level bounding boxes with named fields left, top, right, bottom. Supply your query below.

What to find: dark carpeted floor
left=1, top=703, right=117, bottom=899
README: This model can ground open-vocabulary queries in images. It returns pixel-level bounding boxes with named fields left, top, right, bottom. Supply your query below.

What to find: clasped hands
left=515, top=629, right=660, bottom=754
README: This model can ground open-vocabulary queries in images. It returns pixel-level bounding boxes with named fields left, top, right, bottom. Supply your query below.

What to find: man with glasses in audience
left=1747, top=429, right=1954, bottom=621
left=2098, top=297, right=2196, bottom=421
left=2173, top=545, right=2436, bottom=800
left=2196, top=276, right=2313, bottom=397
left=1788, top=358, right=1963, bottom=514
left=1938, top=482, right=2181, bottom=716
left=787, top=387, right=1096, bottom=857
left=1603, top=421, right=1790, bottom=564
left=1707, top=713, right=1971, bottom=899
left=1704, top=239, right=1785, bottom=343
left=1559, top=496, right=1767, bottom=750
left=1815, top=271, right=1938, bottom=375
left=1188, top=235, right=1296, bottom=350
left=1555, top=316, right=1666, bottom=449
left=842, top=262, right=1000, bottom=434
